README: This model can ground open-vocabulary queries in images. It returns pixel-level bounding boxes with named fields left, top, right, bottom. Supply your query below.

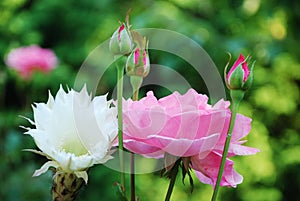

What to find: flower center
left=61, top=133, right=89, bottom=156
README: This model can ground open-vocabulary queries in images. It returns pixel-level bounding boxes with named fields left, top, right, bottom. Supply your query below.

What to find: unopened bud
left=126, top=47, right=150, bottom=77
left=109, top=23, right=134, bottom=55
left=225, top=54, right=254, bottom=91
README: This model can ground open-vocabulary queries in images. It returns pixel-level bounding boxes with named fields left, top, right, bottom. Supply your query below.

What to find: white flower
left=23, top=85, right=118, bottom=183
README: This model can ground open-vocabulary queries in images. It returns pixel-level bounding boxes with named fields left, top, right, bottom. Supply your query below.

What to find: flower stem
left=211, top=90, right=244, bottom=201
left=165, top=159, right=181, bottom=201
left=116, top=57, right=126, bottom=193
left=130, top=79, right=141, bottom=201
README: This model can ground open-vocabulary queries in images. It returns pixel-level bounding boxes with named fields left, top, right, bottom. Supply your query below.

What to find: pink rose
left=121, top=89, right=259, bottom=187
left=122, top=89, right=230, bottom=159
left=5, top=45, right=57, bottom=78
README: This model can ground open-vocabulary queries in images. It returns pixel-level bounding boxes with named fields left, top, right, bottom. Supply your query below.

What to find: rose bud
left=225, top=54, right=254, bottom=91
left=125, top=47, right=150, bottom=78
left=109, top=23, right=134, bottom=55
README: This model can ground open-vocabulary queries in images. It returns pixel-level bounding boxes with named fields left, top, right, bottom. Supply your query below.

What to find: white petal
left=46, top=90, right=55, bottom=107
left=19, top=125, right=31, bottom=131
left=22, top=149, right=48, bottom=157
left=19, top=115, right=35, bottom=125
left=33, top=161, right=59, bottom=177
left=55, top=85, right=67, bottom=103
left=93, top=96, right=118, bottom=141
left=25, top=129, right=54, bottom=157
left=74, top=171, right=88, bottom=183
left=73, top=96, right=112, bottom=156
left=49, top=150, right=93, bottom=171
left=77, top=84, right=91, bottom=106
left=33, top=103, right=52, bottom=130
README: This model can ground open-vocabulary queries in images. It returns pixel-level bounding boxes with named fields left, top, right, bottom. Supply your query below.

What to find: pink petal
left=117, top=24, right=125, bottom=41
left=231, top=114, right=252, bottom=141
left=227, top=54, right=245, bottom=80
left=123, top=107, right=168, bottom=139
left=228, top=144, right=260, bottom=156
left=158, top=89, right=210, bottom=114
left=123, top=138, right=164, bottom=158
left=191, top=152, right=243, bottom=187
left=217, top=113, right=252, bottom=147
left=142, top=133, right=219, bottom=157
left=242, top=61, right=250, bottom=81
left=134, top=48, right=140, bottom=65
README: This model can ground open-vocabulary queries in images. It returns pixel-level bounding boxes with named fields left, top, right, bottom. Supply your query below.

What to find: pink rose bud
left=5, top=45, right=57, bottom=79
left=125, top=47, right=150, bottom=78
left=109, top=23, right=134, bottom=55
left=225, top=54, right=254, bottom=91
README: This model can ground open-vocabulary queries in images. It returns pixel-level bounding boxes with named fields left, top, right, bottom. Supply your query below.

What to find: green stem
left=211, top=90, right=244, bottom=201
left=116, top=57, right=125, bottom=193
left=165, top=159, right=181, bottom=201
left=130, top=82, right=140, bottom=201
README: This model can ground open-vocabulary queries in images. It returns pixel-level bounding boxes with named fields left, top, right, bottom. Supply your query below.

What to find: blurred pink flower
left=122, top=89, right=230, bottom=159
left=5, top=45, right=57, bottom=78
left=120, top=89, right=259, bottom=187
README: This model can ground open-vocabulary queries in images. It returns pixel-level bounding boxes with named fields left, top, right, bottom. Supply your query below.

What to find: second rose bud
left=126, top=47, right=150, bottom=78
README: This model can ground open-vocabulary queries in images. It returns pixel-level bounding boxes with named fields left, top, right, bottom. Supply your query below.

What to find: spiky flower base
left=52, top=171, right=84, bottom=201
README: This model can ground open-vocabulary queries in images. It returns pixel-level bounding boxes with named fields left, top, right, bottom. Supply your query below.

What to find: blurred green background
left=1, top=0, right=299, bottom=200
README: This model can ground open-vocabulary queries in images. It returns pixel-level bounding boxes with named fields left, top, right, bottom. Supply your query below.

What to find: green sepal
left=224, top=52, right=232, bottom=88
left=228, top=64, right=244, bottom=89
left=181, top=157, right=194, bottom=193
left=130, top=30, right=147, bottom=50
left=125, top=51, right=136, bottom=76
